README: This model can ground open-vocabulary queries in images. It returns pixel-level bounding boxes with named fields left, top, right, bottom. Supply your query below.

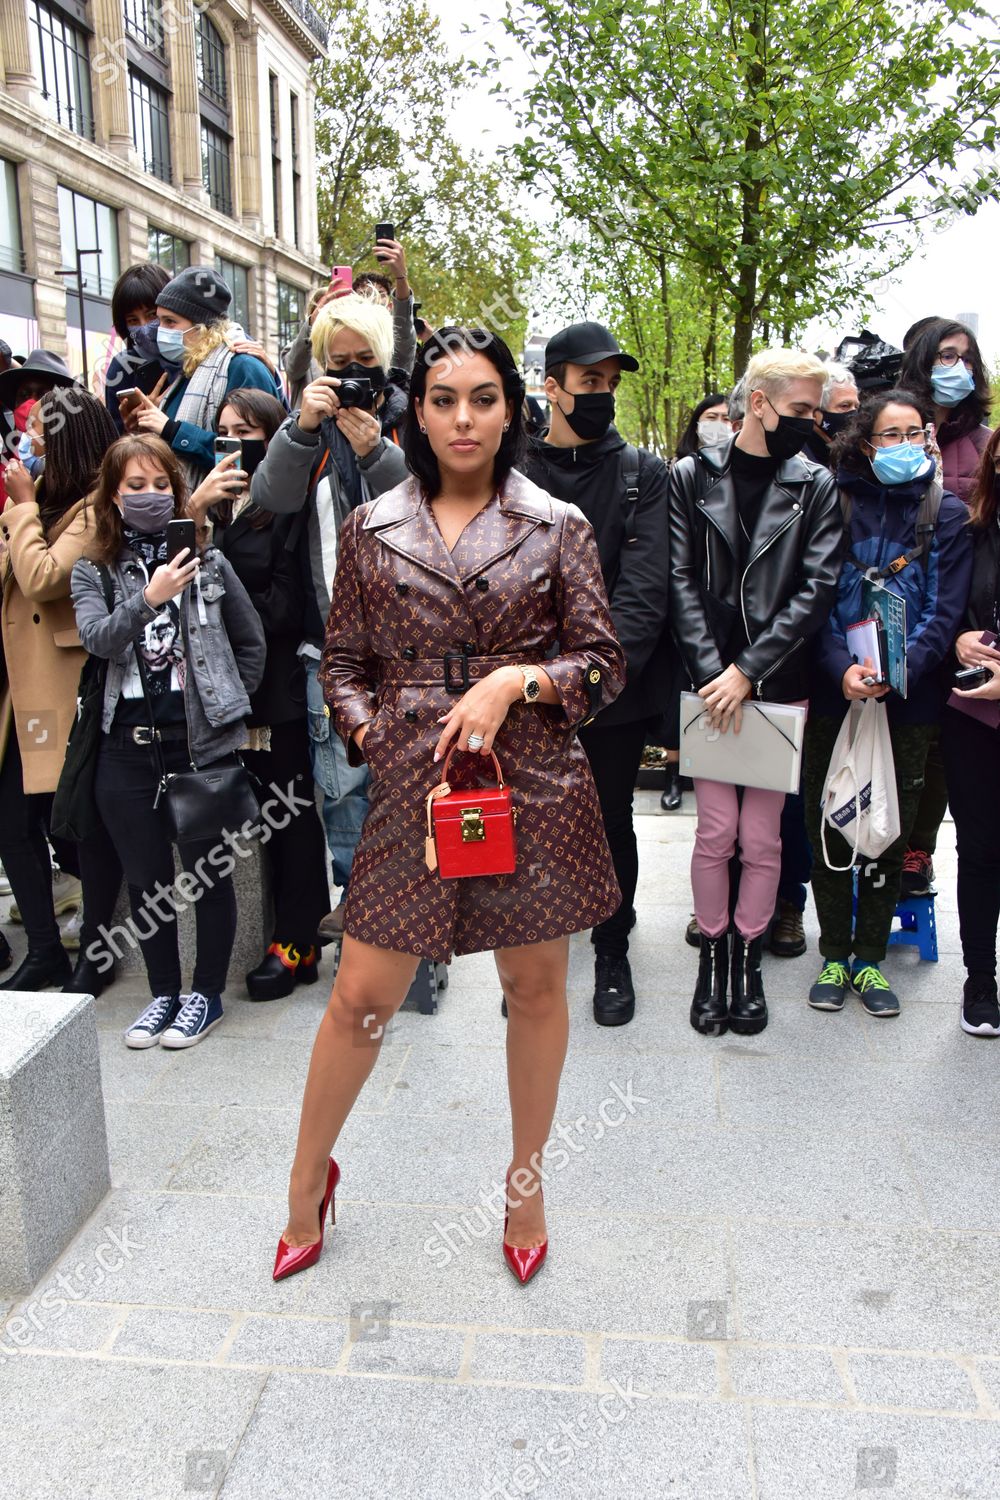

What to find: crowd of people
left=1, top=251, right=999, bottom=1275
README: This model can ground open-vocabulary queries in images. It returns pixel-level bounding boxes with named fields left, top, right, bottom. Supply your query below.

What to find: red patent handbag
left=424, top=747, right=517, bottom=879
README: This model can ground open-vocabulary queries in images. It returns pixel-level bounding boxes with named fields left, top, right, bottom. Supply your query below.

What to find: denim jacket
left=70, top=546, right=266, bottom=766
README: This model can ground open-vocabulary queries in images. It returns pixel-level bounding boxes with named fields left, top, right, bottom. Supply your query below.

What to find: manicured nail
left=433, top=751, right=440, bottom=762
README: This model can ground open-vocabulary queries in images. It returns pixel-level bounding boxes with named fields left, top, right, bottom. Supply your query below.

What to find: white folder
left=679, top=692, right=806, bottom=794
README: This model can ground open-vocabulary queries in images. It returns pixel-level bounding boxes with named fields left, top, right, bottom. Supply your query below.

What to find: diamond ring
left=467, top=733, right=485, bottom=750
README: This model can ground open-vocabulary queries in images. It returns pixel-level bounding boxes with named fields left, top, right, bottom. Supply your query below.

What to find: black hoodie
left=525, top=427, right=672, bottom=726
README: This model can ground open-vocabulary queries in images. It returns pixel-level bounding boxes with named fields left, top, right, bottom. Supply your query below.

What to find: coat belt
left=377, top=651, right=533, bottom=691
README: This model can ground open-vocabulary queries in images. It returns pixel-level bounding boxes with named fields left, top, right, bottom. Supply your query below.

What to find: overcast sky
left=427, top=0, right=999, bottom=365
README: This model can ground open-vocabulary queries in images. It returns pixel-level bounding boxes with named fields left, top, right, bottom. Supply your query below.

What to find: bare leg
left=282, top=934, right=419, bottom=1247
left=495, top=936, right=570, bottom=1249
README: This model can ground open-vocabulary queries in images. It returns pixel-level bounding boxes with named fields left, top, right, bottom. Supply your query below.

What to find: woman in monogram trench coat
left=274, top=329, right=625, bottom=1286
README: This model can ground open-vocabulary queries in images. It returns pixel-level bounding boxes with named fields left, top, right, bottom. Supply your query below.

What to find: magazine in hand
left=860, top=580, right=907, bottom=697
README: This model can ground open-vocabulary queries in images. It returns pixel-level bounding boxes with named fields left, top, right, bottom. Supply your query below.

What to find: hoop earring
left=419, top=425, right=427, bottom=434
left=502, top=422, right=510, bottom=432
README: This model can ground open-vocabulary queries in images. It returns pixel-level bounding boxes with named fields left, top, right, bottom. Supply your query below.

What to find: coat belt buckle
left=442, top=651, right=471, bottom=694
left=132, top=725, right=155, bottom=746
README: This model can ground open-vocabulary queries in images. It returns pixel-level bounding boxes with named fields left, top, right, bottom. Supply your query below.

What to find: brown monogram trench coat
left=320, top=469, right=626, bottom=960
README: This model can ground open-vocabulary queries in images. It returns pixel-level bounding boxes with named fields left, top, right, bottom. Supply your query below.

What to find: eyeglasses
left=935, top=348, right=975, bottom=370
left=869, top=426, right=931, bottom=448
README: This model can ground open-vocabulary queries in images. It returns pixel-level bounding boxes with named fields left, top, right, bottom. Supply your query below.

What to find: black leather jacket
left=668, top=438, right=844, bottom=702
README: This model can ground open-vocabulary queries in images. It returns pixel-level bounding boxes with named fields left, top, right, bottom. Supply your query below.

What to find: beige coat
left=0, top=495, right=99, bottom=793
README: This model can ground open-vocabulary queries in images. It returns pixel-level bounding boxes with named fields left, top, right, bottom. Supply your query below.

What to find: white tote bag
left=820, top=700, right=901, bottom=870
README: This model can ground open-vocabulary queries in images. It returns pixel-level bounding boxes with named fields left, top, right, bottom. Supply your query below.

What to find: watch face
left=525, top=677, right=541, bottom=700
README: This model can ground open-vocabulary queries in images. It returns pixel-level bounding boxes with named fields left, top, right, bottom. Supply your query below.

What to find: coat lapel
left=451, top=474, right=552, bottom=582
left=363, top=477, right=462, bottom=588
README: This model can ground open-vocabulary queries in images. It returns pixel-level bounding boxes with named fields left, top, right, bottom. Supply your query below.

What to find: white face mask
left=697, top=419, right=731, bottom=449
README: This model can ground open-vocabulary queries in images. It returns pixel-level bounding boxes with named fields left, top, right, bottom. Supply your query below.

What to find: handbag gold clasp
left=461, top=808, right=485, bottom=842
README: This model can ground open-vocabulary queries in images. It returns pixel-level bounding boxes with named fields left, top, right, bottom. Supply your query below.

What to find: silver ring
left=467, top=733, right=485, bottom=750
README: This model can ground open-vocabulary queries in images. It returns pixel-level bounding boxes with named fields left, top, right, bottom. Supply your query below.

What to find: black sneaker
left=900, top=849, right=934, bottom=897
left=593, top=954, right=635, bottom=1026
left=961, top=975, right=1000, bottom=1037
left=808, top=960, right=850, bottom=1012
left=851, top=964, right=900, bottom=1018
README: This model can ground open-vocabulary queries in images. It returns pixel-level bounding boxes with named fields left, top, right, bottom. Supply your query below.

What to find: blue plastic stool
left=887, top=895, right=938, bottom=962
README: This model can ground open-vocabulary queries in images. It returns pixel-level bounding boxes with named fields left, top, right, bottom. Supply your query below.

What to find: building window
left=57, top=185, right=119, bottom=299
left=277, top=281, right=304, bottom=349
left=214, top=255, right=249, bottom=333
left=1, top=161, right=24, bottom=274
left=195, top=13, right=227, bottom=110
left=269, top=72, right=281, bottom=239
left=201, top=122, right=232, bottom=216
left=290, top=91, right=301, bottom=249
left=148, top=227, right=189, bottom=276
left=123, top=0, right=165, bottom=58
left=29, top=0, right=94, bottom=141
left=128, top=70, right=171, bottom=182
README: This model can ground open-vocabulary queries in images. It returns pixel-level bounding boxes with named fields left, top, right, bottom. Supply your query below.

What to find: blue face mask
left=930, top=361, right=974, bottom=407
left=870, top=443, right=933, bottom=487
left=156, top=327, right=187, bottom=365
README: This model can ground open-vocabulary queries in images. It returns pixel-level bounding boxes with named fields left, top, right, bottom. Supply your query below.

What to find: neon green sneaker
left=808, top=960, right=850, bottom=1012
left=851, top=963, right=900, bottom=1017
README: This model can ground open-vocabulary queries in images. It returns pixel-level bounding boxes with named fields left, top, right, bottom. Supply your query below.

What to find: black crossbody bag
left=131, top=639, right=261, bottom=845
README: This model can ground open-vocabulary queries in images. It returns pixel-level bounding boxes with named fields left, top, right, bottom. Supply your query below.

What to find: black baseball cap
left=544, top=321, right=639, bottom=373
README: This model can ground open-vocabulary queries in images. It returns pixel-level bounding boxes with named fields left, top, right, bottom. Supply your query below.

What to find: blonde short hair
left=311, top=294, right=394, bottom=371
left=744, top=348, right=828, bottom=400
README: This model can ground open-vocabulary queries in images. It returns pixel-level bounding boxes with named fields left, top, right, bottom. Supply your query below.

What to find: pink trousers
left=691, top=778, right=787, bottom=941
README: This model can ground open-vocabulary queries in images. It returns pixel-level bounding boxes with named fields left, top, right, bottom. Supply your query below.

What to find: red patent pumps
left=272, top=1157, right=340, bottom=1282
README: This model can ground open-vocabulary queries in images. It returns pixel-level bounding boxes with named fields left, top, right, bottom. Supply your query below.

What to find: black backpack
left=622, top=443, right=640, bottom=544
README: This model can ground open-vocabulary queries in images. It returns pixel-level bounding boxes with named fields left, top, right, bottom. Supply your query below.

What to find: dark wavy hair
left=92, top=434, right=188, bottom=564
left=676, top=392, right=729, bottom=459
left=404, top=326, right=526, bottom=496
left=36, top=387, right=118, bottom=532
left=830, top=387, right=933, bottom=476
left=900, top=317, right=990, bottom=438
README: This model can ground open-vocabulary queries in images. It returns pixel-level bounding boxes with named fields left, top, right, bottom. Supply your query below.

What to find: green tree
left=312, top=0, right=538, bottom=353
left=486, top=0, right=1000, bottom=374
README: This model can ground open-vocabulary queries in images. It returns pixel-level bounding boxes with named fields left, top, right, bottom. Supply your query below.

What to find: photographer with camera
left=252, top=295, right=408, bottom=939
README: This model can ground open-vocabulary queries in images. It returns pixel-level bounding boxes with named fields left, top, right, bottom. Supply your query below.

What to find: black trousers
left=243, top=718, right=330, bottom=951
left=578, top=718, right=649, bottom=958
left=941, top=707, right=1000, bottom=975
left=94, top=736, right=237, bottom=997
left=0, top=730, right=121, bottom=952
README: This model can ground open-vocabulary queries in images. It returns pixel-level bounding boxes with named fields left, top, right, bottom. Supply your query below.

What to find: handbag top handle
left=437, top=745, right=505, bottom=789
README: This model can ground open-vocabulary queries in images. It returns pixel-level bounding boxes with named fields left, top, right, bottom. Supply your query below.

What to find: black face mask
left=761, top=396, right=814, bottom=460
left=327, top=362, right=387, bottom=390
left=238, top=439, right=267, bottom=478
left=559, top=390, right=615, bottom=441
left=820, top=409, right=855, bottom=439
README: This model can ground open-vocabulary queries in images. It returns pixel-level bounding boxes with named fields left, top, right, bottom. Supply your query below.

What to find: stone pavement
left=2, top=800, right=999, bottom=1499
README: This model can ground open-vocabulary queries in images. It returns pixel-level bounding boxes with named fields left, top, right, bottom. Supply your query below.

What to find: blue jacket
left=161, top=354, right=281, bottom=475
left=812, top=466, right=972, bottom=724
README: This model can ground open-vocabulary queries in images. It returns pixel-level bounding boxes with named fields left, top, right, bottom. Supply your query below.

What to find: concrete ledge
left=0, top=992, right=110, bottom=1296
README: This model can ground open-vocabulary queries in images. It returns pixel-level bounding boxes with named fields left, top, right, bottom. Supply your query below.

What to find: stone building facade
left=0, top=0, right=329, bottom=384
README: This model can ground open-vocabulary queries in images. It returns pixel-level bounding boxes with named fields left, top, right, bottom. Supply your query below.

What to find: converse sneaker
left=124, top=994, right=182, bottom=1049
left=961, top=975, right=1000, bottom=1037
left=851, top=963, right=900, bottom=1017
left=160, top=991, right=224, bottom=1048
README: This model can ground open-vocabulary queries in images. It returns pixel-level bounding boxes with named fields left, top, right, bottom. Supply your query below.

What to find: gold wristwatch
left=518, top=665, right=542, bottom=702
